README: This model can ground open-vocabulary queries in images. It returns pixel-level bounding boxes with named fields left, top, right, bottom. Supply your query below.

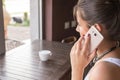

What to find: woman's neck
left=97, top=40, right=116, bottom=56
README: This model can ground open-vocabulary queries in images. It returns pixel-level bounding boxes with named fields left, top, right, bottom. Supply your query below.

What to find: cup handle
left=50, top=53, right=52, bottom=56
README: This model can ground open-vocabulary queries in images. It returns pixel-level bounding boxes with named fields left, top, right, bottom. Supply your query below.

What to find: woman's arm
left=71, top=68, right=84, bottom=80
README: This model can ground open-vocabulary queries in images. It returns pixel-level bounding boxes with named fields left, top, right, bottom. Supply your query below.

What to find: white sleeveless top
left=84, top=58, right=120, bottom=80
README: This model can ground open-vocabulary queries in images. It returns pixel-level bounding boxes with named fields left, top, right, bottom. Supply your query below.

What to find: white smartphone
left=85, top=26, right=104, bottom=53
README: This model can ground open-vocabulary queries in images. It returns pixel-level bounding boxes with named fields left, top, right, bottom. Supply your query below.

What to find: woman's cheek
left=79, top=27, right=88, bottom=36
left=76, top=26, right=89, bottom=36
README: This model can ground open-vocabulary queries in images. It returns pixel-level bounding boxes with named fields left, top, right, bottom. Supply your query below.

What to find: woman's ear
left=94, top=24, right=102, bottom=32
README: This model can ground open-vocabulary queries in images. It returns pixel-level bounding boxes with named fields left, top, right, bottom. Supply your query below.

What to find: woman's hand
left=70, top=35, right=97, bottom=80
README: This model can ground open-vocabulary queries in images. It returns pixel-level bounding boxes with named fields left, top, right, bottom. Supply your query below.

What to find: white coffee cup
left=39, top=50, right=52, bottom=61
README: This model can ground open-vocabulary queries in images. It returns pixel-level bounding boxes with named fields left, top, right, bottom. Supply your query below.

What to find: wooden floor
left=0, top=40, right=72, bottom=80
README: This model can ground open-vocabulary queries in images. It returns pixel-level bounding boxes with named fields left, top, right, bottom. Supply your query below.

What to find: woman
left=70, top=0, right=120, bottom=80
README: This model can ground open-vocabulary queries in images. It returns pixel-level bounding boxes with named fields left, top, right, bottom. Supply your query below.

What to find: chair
left=61, top=36, right=77, bottom=44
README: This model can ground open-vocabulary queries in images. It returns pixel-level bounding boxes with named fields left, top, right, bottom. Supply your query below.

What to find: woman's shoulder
left=89, top=59, right=120, bottom=80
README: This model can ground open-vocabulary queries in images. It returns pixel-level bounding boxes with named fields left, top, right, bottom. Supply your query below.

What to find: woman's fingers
left=70, top=36, right=85, bottom=57
left=81, top=34, right=90, bottom=55
left=76, top=36, right=84, bottom=52
left=70, top=34, right=96, bottom=69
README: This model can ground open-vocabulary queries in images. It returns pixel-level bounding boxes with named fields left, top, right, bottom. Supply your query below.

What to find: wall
left=0, top=0, right=5, bottom=55
left=44, top=0, right=79, bottom=42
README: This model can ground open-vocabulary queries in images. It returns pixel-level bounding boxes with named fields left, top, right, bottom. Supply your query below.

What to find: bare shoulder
left=89, top=61, right=120, bottom=80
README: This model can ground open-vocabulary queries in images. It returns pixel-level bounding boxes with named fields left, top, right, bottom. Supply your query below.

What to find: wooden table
left=0, top=40, right=72, bottom=80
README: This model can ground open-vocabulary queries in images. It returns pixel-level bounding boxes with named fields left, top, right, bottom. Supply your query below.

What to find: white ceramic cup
left=39, top=50, right=52, bottom=61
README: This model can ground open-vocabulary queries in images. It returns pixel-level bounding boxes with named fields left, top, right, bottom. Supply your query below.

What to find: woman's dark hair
left=74, top=0, right=120, bottom=40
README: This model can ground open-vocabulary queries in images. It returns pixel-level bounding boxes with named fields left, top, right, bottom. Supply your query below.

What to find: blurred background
left=2, top=0, right=30, bottom=51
